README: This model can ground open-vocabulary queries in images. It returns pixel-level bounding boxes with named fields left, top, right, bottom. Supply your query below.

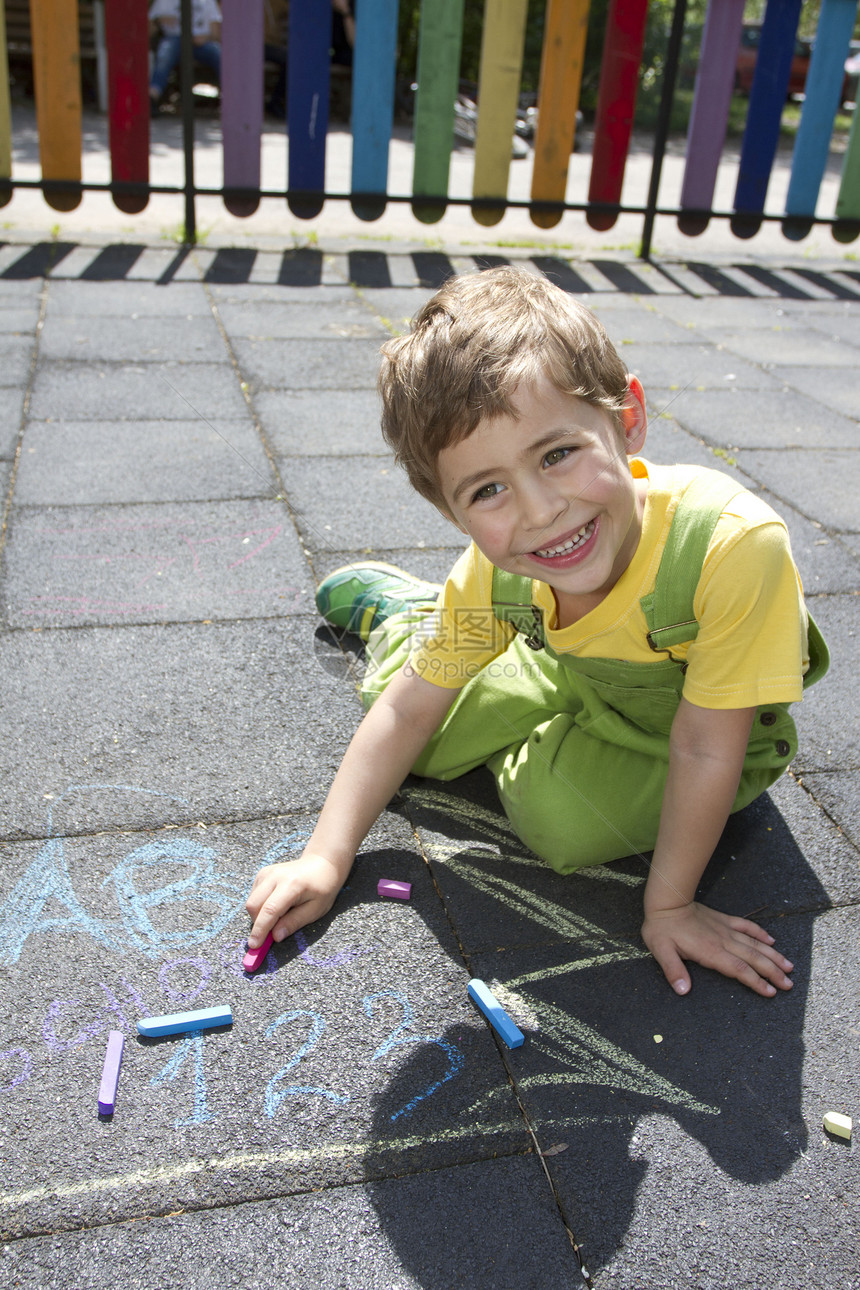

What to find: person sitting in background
left=149, top=0, right=223, bottom=116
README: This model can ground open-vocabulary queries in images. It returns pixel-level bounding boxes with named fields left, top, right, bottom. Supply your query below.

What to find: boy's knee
left=493, top=718, right=594, bottom=871
left=492, top=715, right=664, bottom=872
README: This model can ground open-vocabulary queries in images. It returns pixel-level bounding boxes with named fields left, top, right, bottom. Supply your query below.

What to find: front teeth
left=536, top=520, right=594, bottom=558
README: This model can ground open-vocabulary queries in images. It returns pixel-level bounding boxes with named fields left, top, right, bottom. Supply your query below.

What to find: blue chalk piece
left=98, top=1029, right=125, bottom=1115
left=137, top=1005, right=232, bottom=1038
left=468, top=979, right=524, bottom=1049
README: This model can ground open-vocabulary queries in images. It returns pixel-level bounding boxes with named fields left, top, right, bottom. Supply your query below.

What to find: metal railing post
left=640, top=0, right=687, bottom=259
left=180, top=0, right=196, bottom=242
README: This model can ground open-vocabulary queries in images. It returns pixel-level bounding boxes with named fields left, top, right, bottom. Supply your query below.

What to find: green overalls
left=361, top=468, right=829, bottom=874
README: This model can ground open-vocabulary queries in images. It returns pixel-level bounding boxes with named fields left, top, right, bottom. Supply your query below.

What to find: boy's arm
left=246, top=664, right=459, bottom=946
left=641, top=697, right=795, bottom=998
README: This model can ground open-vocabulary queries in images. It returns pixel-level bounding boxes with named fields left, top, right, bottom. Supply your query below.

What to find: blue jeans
left=150, top=35, right=222, bottom=97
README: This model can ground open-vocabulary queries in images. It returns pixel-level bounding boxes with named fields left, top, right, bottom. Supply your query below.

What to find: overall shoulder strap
left=641, top=467, right=747, bottom=655
left=491, top=567, right=546, bottom=650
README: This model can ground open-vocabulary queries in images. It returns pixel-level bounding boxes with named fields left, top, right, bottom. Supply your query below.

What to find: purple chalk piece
left=377, top=879, right=412, bottom=901
left=98, top=1029, right=125, bottom=1115
left=243, top=932, right=273, bottom=972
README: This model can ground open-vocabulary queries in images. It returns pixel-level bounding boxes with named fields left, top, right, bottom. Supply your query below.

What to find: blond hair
left=378, top=266, right=631, bottom=511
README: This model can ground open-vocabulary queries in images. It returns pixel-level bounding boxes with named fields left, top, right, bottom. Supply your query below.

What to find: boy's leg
left=488, top=713, right=668, bottom=873
left=364, top=622, right=574, bottom=778
left=489, top=701, right=799, bottom=874
left=318, top=563, right=682, bottom=871
left=363, top=610, right=669, bottom=869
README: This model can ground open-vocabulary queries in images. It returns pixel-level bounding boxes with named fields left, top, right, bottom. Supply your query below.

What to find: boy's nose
left=520, top=483, right=568, bottom=535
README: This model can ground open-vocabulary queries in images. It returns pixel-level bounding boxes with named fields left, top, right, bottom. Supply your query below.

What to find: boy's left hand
left=641, top=902, right=794, bottom=998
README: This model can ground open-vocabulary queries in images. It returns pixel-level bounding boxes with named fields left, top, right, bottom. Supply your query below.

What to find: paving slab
left=206, top=277, right=359, bottom=305
left=42, top=279, right=215, bottom=317
left=767, top=363, right=860, bottom=421
left=0, top=334, right=34, bottom=387
left=645, top=384, right=860, bottom=451
left=0, top=389, right=24, bottom=457
left=625, top=341, right=785, bottom=392
left=1, top=500, right=314, bottom=628
left=589, top=304, right=701, bottom=346
left=0, top=619, right=361, bottom=839
left=730, top=448, right=860, bottom=532
left=212, top=297, right=390, bottom=341
left=459, top=901, right=860, bottom=1290
left=27, top=362, right=249, bottom=423
left=799, top=771, right=860, bottom=850
left=11, top=421, right=277, bottom=506
left=0, top=1156, right=581, bottom=1290
left=701, top=326, right=860, bottom=369
left=37, top=313, right=225, bottom=363
left=257, top=388, right=385, bottom=457
left=230, top=336, right=384, bottom=392
left=283, top=455, right=460, bottom=554
left=0, top=308, right=41, bottom=336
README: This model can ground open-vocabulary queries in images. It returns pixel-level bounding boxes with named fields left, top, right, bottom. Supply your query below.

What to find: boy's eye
left=543, top=446, right=571, bottom=467
left=472, top=481, right=504, bottom=503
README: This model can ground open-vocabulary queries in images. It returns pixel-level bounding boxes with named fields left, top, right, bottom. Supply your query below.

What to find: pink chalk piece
left=243, top=932, right=273, bottom=972
left=98, top=1029, right=125, bottom=1115
left=377, top=879, right=412, bottom=901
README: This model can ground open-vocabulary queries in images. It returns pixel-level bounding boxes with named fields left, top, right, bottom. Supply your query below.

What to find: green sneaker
left=315, top=561, right=441, bottom=640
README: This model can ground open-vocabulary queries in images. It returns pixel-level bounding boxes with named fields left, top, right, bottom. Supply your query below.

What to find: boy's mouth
left=532, top=519, right=596, bottom=560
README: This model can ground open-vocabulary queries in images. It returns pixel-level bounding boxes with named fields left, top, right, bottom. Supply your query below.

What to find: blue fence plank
left=783, top=0, right=858, bottom=238
left=732, top=0, right=804, bottom=238
left=350, top=0, right=399, bottom=221
left=287, top=0, right=331, bottom=218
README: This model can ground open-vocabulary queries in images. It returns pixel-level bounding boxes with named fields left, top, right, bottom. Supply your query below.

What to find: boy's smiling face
left=437, top=373, right=648, bottom=622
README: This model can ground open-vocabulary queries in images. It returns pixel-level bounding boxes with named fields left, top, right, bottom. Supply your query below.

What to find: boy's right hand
left=245, top=853, right=345, bottom=948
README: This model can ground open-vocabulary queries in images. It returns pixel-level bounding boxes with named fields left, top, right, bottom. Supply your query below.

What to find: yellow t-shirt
left=409, top=460, right=809, bottom=708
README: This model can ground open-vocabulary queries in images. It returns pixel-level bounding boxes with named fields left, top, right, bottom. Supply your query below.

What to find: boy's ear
left=621, top=375, right=648, bottom=455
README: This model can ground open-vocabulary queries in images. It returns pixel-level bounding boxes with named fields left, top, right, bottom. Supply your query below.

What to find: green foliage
left=394, top=0, right=860, bottom=130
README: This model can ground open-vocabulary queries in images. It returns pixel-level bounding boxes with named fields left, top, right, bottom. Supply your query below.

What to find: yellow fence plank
left=530, top=0, right=590, bottom=228
left=29, top=0, right=83, bottom=210
left=472, top=0, right=528, bottom=226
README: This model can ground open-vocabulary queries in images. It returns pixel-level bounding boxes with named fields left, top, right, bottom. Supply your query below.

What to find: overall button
left=760, top=711, right=777, bottom=727
left=776, top=740, right=791, bottom=757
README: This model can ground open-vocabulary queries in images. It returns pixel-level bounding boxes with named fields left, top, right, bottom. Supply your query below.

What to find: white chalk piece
left=468, top=978, right=524, bottom=1049
left=137, top=1005, right=233, bottom=1037
left=97, top=1030, right=125, bottom=1115
left=823, top=1111, right=852, bottom=1140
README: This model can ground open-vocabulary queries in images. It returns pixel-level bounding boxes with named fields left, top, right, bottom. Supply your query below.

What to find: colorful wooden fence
left=3, top=0, right=860, bottom=254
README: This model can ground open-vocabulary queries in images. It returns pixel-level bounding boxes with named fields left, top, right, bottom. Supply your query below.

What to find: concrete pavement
left=0, top=211, right=858, bottom=1287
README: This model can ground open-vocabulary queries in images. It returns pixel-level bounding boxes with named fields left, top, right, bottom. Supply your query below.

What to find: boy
left=246, top=268, right=827, bottom=998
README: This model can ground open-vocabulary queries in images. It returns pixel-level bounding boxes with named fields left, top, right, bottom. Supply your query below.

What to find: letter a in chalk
left=0, top=838, right=122, bottom=966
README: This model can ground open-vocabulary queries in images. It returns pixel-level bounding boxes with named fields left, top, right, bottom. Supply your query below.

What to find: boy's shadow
left=365, top=773, right=825, bottom=1286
